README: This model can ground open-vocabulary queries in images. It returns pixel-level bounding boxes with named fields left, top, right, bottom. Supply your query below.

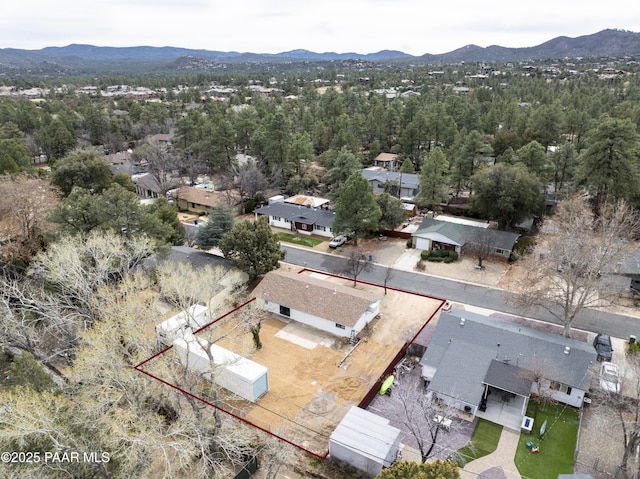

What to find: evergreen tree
left=377, top=459, right=460, bottom=479
left=577, top=115, right=640, bottom=211
left=376, top=193, right=406, bottom=231
left=195, top=206, right=235, bottom=250
left=417, top=147, right=450, bottom=210
left=219, top=217, right=283, bottom=279
left=471, top=163, right=544, bottom=229
left=332, top=172, right=381, bottom=244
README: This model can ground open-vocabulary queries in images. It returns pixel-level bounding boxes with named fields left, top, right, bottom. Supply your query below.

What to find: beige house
left=172, top=186, right=226, bottom=214
left=254, top=270, right=381, bottom=340
left=372, top=153, right=399, bottom=171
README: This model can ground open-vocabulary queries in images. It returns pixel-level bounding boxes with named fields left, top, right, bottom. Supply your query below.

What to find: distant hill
left=1, top=29, right=639, bottom=73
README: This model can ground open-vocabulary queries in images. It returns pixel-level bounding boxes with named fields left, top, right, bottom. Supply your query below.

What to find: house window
left=191, top=203, right=196, bottom=208
left=279, top=305, right=290, bottom=317
left=284, top=218, right=290, bottom=223
left=494, top=248, right=508, bottom=255
left=272, top=216, right=281, bottom=222
left=335, top=323, right=345, bottom=329
left=550, top=381, right=572, bottom=395
left=315, top=225, right=326, bottom=232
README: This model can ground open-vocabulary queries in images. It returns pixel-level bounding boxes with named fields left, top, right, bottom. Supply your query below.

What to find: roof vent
left=564, top=346, right=571, bottom=355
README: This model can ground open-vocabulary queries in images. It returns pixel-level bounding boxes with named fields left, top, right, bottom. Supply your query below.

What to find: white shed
left=329, top=406, right=401, bottom=476
left=157, top=304, right=210, bottom=345
left=173, top=332, right=268, bottom=402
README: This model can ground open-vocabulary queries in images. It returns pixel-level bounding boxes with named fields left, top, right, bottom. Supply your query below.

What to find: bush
left=422, top=250, right=458, bottom=262
left=420, top=250, right=430, bottom=260
left=449, top=251, right=459, bottom=261
left=629, top=341, right=640, bottom=356
left=444, top=257, right=455, bottom=263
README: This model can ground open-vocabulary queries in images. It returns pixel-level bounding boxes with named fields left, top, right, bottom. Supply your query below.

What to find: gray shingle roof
left=421, top=309, right=596, bottom=402
left=413, top=219, right=520, bottom=252
left=254, top=203, right=336, bottom=228
left=484, top=360, right=533, bottom=396
left=360, top=169, right=420, bottom=190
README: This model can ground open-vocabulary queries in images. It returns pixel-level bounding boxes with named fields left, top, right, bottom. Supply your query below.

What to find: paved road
left=282, top=245, right=640, bottom=340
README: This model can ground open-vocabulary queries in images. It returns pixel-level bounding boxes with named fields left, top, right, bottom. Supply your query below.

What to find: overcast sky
left=2, top=0, right=638, bottom=56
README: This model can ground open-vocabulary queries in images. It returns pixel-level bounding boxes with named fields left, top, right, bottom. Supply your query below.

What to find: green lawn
left=276, top=232, right=323, bottom=248
left=515, top=402, right=579, bottom=479
left=450, top=419, right=503, bottom=467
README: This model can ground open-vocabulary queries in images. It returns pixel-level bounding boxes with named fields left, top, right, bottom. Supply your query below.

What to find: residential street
left=281, top=244, right=640, bottom=340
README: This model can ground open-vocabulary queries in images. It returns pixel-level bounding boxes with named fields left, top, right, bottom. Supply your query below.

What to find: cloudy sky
left=2, top=0, right=638, bottom=56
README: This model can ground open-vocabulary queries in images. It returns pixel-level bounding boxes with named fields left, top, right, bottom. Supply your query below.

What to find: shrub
left=416, top=260, right=425, bottom=271
left=428, top=256, right=445, bottom=262
left=444, top=257, right=455, bottom=263
left=629, top=341, right=640, bottom=356
left=449, top=251, right=459, bottom=261
left=420, top=250, right=430, bottom=260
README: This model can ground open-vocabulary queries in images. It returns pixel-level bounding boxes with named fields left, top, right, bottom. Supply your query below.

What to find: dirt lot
left=143, top=268, right=442, bottom=458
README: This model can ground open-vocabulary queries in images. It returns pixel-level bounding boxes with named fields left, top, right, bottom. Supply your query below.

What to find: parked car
left=599, top=362, right=621, bottom=394
left=593, top=334, right=613, bottom=361
left=329, top=235, right=347, bottom=248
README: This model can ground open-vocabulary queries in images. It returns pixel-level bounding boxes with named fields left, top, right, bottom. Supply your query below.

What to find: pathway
left=460, top=428, right=522, bottom=479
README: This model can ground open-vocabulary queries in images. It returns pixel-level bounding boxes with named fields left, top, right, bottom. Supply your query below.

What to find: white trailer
left=173, top=332, right=268, bottom=402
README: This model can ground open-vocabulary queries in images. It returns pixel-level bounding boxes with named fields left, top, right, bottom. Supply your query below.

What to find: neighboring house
left=329, top=406, right=401, bottom=476
left=253, top=201, right=337, bottom=238
left=420, top=309, right=596, bottom=429
left=253, top=270, right=382, bottom=340
left=283, top=194, right=330, bottom=209
left=172, top=186, right=226, bottom=214
left=411, top=218, right=520, bottom=259
left=131, top=172, right=182, bottom=199
left=371, top=152, right=399, bottom=171
left=361, top=168, right=420, bottom=200
left=605, top=250, right=640, bottom=293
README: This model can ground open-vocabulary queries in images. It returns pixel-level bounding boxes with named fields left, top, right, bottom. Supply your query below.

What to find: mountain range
left=1, top=29, right=639, bottom=73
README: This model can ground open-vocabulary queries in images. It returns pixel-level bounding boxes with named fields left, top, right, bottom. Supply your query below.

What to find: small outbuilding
left=173, top=331, right=268, bottom=402
left=329, top=406, right=401, bottom=476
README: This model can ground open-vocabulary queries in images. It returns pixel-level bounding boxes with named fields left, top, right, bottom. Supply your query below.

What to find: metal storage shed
left=329, top=406, right=401, bottom=476
left=156, top=304, right=210, bottom=345
left=173, top=332, right=268, bottom=402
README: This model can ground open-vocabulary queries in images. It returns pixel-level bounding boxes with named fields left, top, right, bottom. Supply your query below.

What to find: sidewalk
left=460, top=428, right=522, bottom=479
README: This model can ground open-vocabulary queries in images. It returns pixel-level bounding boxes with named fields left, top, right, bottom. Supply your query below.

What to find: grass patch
left=450, top=419, right=503, bottom=467
left=515, top=402, right=578, bottom=479
left=276, top=232, right=323, bottom=248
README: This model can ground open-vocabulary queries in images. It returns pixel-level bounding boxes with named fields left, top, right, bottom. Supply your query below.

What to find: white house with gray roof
left=420, top=309, right=596, bottom=429
left=253, top=201, right=336, bottom=238
left=412, top=218, right=520, bottom=258
left=361, top=169, right=420, bottom=200
left=253, top=270, right=381, bottom=340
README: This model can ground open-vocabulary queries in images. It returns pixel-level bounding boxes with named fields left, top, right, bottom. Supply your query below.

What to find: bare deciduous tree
left=513, top=195, right=638, bottom=337
left=343, top=247, right=373, bottom=287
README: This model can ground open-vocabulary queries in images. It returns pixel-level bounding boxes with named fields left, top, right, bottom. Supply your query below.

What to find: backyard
left=515, top=402, right=579, bottom=478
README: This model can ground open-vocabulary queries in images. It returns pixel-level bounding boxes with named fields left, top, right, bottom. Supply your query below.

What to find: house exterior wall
left=176, top=198, right=212, bottom=214
left=265, top=300, right=377, bottom=338
left=433, top=392, right=478, bottom=416
left=264, top=215, right=292, bottom=230
left=535, top=379, right=587, bottom=408
left=329, top=441, right=385, bottom=476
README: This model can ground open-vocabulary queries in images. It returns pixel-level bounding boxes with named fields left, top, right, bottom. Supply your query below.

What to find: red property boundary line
left=134, top=268, right=445, bottom=460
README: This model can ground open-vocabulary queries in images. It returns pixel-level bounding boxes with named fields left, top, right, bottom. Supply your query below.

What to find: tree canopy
left=470, top=163, right=544, bottom=229
left=195, top=206, right=235, bottom=250
left=377, top=459, right=460, bottom=479
left=219, top=217, right=283, bottom=279
left=332, top=171, right=381, bottom=243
